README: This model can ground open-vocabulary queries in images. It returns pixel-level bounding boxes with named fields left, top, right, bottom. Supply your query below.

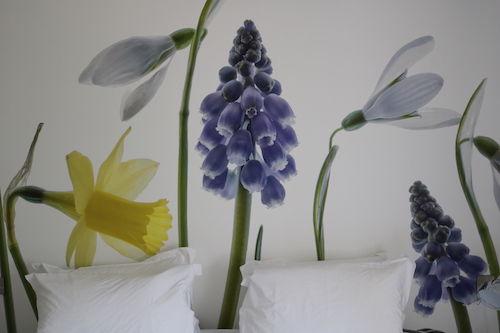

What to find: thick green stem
left=0, top=194, right=17, bottom=333
left=177, top=0, right=217, bottom=247
left=218, top=181, right=252, bottom=329
left=447, top=288, right=472, bottom=333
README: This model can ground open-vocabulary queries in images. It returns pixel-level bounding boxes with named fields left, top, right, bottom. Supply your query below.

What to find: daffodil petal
left=120, top=63, right=169, bottom=121
left=456, top=79, right=487, bottom=191
left=100, top=235, right=149, bottom=261
left=103, top=158, right=159, bottom=201
left=74, top=226, right=97, bottom=268
left=66, top=219, right=86, bottom=267
left=95, top=127, right=130, bottom=191
left=373, top=107, right=461, bottom=130
left=66, top=151, right=94, bottom=214
left=364, top=73, right=443, bottom=121
left=79, top=36, right=175, bottom=87
left=371, top=36, right=434, bottom=99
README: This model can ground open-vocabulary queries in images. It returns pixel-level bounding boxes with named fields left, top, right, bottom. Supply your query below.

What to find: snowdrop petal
left=120, top=64, right=169, bottom=121
left=371, top=36, right=434, bottom=98
left=79, top=36, right=175, bottom=87
left=456, top=79, right=487, bottom=192
left=363, top=73, right=443, bottom=121
left=374, top=108, right=461, bottom=130
left=493, top=160, right=500, bottom=212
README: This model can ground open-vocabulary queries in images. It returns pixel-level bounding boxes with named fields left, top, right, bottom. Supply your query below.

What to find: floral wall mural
left=1, top=0, right=500, bottom=332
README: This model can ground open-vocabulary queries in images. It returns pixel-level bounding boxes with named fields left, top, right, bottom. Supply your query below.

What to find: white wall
left=1, top=0, right=500, bottom=331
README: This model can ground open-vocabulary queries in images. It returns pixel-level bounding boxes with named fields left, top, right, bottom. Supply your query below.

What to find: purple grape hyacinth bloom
left=198, top=20, right=298, bottom=207
left=408, top=181, right=488, bottom=316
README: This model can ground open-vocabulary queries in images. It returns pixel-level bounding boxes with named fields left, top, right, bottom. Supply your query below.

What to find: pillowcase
left=26, top=248, right=201, bottom=333
left=32, top=247, right=196, bottom=274
left=239, top=257, right=414, bottom=333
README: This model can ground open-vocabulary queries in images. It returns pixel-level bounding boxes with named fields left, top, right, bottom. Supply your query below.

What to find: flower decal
left=197, top=20, right=298, bottom=208
left=341, top=36, right=461, bottom=131
left=474, top=136, right=500, bottom=212
left=79, top=28, right=195, bottom=121
left=408, top=181, right=487, bottom=316
left=9, top=127, right=172, bottom=268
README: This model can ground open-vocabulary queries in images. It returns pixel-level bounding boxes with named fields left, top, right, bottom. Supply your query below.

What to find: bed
left=24, top=247, right=419, bottom=333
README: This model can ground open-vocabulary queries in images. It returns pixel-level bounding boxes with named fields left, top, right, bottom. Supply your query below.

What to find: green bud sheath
left=341, top=110, right=367, bottom=131
left=170, top=28, right=196, bottom=50
left=474, top=136, right=499, bottom=160
left=15, top=186, right=45, bottom=204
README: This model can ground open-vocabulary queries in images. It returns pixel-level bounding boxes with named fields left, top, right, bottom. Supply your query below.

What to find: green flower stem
left=4, top=191, right=37, bottom=318
left=218, top=181, right=252, bottom=329
left=456, top=142, right=500, bottom=277
left=0, top=194, right=17, bottom=333
left=177, top=0, right=217, bottom=247
left=447, top=288, right=472, bottom=333
left=313, top=127, right=342, bottom=260
left=455, top=150, right=500, bottom=330
left=455, top=80, right=500, bottom=330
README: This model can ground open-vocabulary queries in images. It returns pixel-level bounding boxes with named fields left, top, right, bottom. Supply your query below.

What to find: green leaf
left=313, top=145, right=339, bottom=261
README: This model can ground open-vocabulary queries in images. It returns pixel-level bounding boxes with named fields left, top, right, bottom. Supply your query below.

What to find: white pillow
left=32, top=247, right=196, bottom=274
left=239, top=257, right=414, bottom=333
left=26, top=248, right=201, bottom=333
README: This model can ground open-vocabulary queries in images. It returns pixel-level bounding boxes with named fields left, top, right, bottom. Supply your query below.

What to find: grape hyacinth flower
left=198, top=19, right=298, bottom=208
left=409, top=181, right=487, bottom=317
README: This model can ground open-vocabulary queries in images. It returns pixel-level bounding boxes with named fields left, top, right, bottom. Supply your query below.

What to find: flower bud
left=474, top=136, right=499, bottom=160
left=341, top=110, right=367, bottom=131
left=170, top=28, right=196, bottom=50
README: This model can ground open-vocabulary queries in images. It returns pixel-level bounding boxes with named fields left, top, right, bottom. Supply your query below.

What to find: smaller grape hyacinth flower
left=408, top=180, right=488, bottom=317
left=198, top=20, right=298, bottom=208
left=79, top=28, right=196, bottom=121
left=341, top=36, right=461, bottom=131
left=474, top=136, right=500, bottom=212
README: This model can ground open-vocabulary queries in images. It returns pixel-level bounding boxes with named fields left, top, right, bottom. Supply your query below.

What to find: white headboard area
left=1, top=1, right=500, bottom=332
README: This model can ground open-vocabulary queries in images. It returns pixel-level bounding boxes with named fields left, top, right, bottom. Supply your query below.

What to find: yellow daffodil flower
left=60, top=126, right=172, bottom=268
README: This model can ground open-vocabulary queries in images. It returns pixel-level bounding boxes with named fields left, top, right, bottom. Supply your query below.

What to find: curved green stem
left=0, top=194, right=17, bottom=333
left=447, top=288, right=472, bottom=333
left=218, top=181, right=252, bottom=329
left=455, top=79, right=500, bottom=330
left=456, top=141, right=499, bottom=277
left=4, top=191, right=37, bottom=318
left=313, top=127, right=342, bottom=261
left=177, top=0, right=219, bottom=247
